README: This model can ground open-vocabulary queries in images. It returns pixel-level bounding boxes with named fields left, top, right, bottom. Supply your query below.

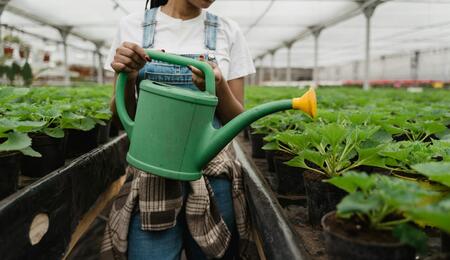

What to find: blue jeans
left=127, top=177, right=238, bottom=260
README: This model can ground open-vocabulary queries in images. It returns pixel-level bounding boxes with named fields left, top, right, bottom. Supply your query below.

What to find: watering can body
left=116, top=50, right=317, bottom=181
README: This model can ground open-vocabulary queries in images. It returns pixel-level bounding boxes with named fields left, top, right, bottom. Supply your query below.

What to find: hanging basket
left=3, top=47, right=14, bottom=58
left=43, top=52, right=51, bottom=63
left=19, top=46, right=29, bottom=59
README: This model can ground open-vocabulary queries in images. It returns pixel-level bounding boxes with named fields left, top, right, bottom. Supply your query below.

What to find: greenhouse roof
left=2, top=0, right=450, bottom=68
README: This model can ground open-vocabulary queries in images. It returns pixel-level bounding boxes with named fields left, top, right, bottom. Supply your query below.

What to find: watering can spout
left=198, top=88, right=317, bottom=166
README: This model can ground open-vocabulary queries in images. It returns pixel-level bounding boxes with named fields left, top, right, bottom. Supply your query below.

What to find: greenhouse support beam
left=258, top=0, right=387, bottom=59
left=362, top=4, right=378, bottom=91
left=94, top=42, right=104, bottom=84
left=58, top=27, right=73, bottom=87
left=5, top=5, right=102, bottom=47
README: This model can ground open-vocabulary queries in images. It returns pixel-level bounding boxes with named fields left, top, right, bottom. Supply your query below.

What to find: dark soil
left=323, top=211, right=399, bottom=244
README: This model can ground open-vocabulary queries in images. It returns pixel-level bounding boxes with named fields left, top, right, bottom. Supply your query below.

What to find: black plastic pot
left=21, top=134, right=66, bottom=178
left=0, top=152, right=21, bottom=200
left=322, top=211, right=416, bottom=260
left=97, top=121, right=111, bottom=144
left=303, top=171, right=346, bottom=226
left=109, top=121, right=120, bottom=138
left=273, top=154, right=305, bottom=195
left=249, top=132, right=266, bottom=159
left=265, top=149, right=276, bottom=172
left=243, top=126, right=250, bottom=140
left=442, top=231, right=450, bottom=253
left=66, top=127, right=100, bottom=158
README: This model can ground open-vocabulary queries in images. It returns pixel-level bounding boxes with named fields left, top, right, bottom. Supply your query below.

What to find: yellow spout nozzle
left=292, top=88, right=317, bottom=118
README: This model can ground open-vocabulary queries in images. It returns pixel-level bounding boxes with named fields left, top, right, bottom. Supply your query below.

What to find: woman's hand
left=189, top=55, right=224, bottom=91
left=111, top=42, right=151, bottom=78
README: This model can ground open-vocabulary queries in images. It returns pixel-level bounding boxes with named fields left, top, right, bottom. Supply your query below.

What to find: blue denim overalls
left=127, top=8, right=238, bottom=260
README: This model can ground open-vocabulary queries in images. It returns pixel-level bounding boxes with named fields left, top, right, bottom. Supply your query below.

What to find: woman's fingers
left=123, top=42, right=150, bottom=62
left=112, top=42, right=151, bottom=73
left=189, top=66, right=204, bottom=78
left=116, top=47, right=146, bottom=68
left=111, top=62, right=134, bottom=73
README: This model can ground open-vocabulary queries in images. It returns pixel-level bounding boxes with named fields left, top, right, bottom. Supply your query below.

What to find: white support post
left=92, top=50, right=97, bottom=82
left=94, top=42, right=104, bottom=84
left=251, top=59, right=257, bottom=86
left=270, top=50, right=276, bottom=82
left=58, top=27, right=72, bottom=86
left=411, top=51, right=420, bottom=87
left=363, top=5, right=377, bottom=90
left=286, top=43, right=293, bottom=83
left=259, top=56, right=265, bottom=85
left=310, top=27, right=323, bottom=88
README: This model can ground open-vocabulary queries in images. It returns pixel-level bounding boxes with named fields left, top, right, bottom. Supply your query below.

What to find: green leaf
left=326, top=172, right=375, bottom=193
left=320, top=123, right=348, bottom=148
left=392, top=223, right=427, bottom=253
left=0, top=132, right=31, bottom=152
left=336, top=191, right=381, bottom=218
left=412, top=162, right=450, bottom=187
left=43, top=128, right=65, bottom=138
left=357, top=146, right=387, bottom=168
left=422, top=121, right=447, bottom=136
left=262, top=141, right=278, bottom=151
left=20, top=146, right=42, bottom=157
left=303, top=150, right=325, bottom=168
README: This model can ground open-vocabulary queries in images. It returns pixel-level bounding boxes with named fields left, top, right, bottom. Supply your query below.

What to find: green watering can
left=116, top=50, right=317, bottom=181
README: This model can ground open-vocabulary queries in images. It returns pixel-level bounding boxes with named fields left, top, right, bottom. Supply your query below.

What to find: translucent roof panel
left=2, top=0, right=450, bottom=68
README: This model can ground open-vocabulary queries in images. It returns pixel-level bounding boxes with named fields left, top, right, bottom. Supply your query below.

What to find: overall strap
left=142, top=7, right=158, bottom=48
left=204, top=12, right=219, bottom=51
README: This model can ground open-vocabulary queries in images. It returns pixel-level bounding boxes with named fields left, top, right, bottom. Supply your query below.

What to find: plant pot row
left=0, top=122, right=116, bottom=200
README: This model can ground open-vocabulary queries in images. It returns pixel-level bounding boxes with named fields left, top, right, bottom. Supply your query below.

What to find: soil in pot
left=442, top=231, right=450, bottom=253
left=322, top=211, right=416, bottom=260
left=0, top=152, right=21, bottom=200
left=274, top=154, right=305, bottom=195
left=66, top=127, right=100, bottom=158
left=21, top=134, right=66, bottom=178
left=97, top=121, right=111, bottom=144
left=249, top=132, right=266, bottom=159
left=303, top=171, right=346, bottom=226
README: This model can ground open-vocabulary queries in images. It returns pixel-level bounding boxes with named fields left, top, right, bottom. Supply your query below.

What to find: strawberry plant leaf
left=392, top=223, right=427, bottom=253
left=411, top=162, right=450, bottom=187
left=0, top=132, right=31, bottom=152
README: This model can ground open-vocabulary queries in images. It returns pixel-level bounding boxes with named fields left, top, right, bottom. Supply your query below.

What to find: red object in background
left=43, top=52, right=50, bottom=63
left=4, top=47, right=14, bottom=57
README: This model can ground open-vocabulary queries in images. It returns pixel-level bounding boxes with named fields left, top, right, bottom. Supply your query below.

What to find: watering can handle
left=115, top=50, right=216, bottom=137
left=145, top=50, right=216, bottom=95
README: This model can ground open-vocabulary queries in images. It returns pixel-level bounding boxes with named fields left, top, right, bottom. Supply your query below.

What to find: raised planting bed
left=237, top=134, right=448, bottom=260
left=0, top=134, right=128, bottom=260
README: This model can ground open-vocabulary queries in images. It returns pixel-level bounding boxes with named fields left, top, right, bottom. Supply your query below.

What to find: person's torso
left=119, top=8, right=233, bottom=80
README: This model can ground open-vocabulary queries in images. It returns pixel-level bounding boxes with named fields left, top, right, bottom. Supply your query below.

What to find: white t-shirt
left=105, top=8, right=255, bottom=81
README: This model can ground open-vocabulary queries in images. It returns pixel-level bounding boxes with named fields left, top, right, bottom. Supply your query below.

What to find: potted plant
left=323, top=172, right=440, bottom=259
left=285, top=122, right=391, bottom=225
left=411, top=162, right=450, bottom=254
left=0, top=119, right=43, bottom=198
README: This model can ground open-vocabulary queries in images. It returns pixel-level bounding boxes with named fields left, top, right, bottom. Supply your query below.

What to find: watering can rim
left=140, top=79, right=218, bottom=106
